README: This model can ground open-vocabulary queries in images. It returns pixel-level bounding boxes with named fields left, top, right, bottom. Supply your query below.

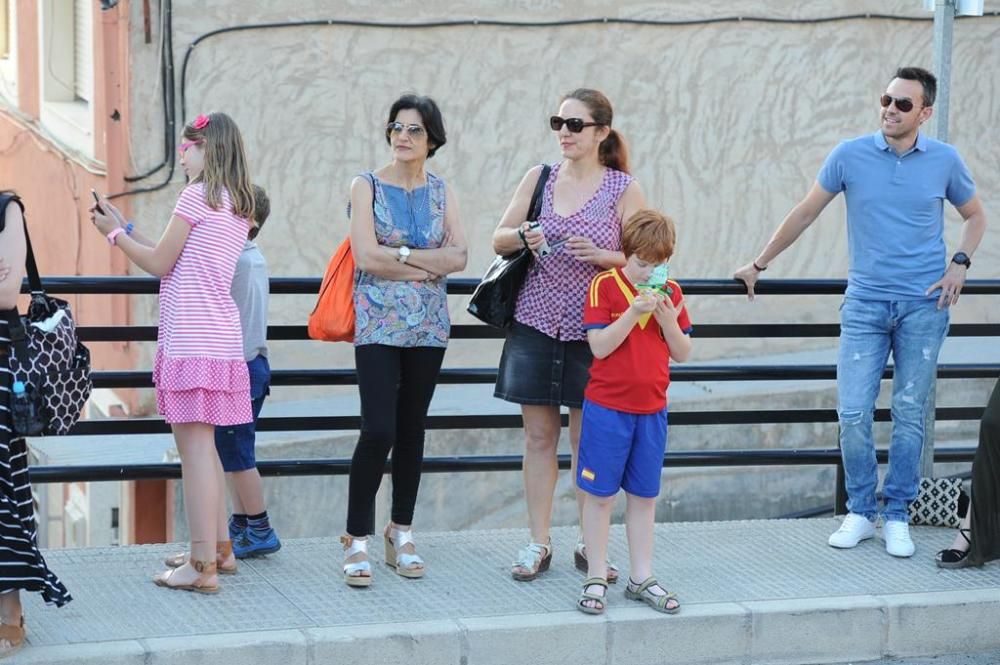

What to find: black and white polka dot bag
left=2, top=194, right=92, bottom=436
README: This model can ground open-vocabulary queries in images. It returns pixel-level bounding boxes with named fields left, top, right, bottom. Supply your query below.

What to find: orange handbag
left=307, top=237, right=355, bottom=342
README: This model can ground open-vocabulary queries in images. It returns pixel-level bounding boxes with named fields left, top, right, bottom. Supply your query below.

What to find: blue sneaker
left=228, top=516, right=246, bottom=542
left=233, top=528, right=281, bottom=559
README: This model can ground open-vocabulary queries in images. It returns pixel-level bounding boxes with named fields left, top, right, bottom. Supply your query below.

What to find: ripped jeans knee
left=838, top=408, right=873, bottom=429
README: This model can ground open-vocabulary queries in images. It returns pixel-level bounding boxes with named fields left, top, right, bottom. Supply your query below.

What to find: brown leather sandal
left=0, top=617, right=24, bottom=660
left=153, top=559, right=220, bottom=594
left=164, top=540, right=237, bottom=575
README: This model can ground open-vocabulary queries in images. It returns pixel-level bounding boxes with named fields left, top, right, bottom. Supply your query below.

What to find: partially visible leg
left=386, top=346, right=445, bottom=573
left=580, top=492, right=614, bottom=610
left=162, top=422, right=222, bottom=589
left=521, top=405, right=562, bottom=546
left=945, top=508, right=972, bottom=553
left=511, top=404, right=562, bottom=579
left=0, top=591, right=20, bottom=626
left=624, top=494, right=657, bottom=583
left=969, top=377, right=1000, bottom=565
left=343, top=345, right=400, bottom=582
left=228, top=474, right=246, bottom=515
left=569, top=407, right=585, bottom=525
left=836, top=298, right=892, bottom=522
left=882, top=300, right=949, bottom=523
left=230, top=469, right=265, bottom=516
left=0, top=590, right=23, bottom=655
left=346, top=345, right=400, bottom=538
left=625, top=494, right=679, bottom=612
left=231, top=363, right=270, bottom=527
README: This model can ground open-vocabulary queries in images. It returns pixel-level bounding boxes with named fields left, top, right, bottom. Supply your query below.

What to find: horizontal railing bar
left=22, top=276, right=1000, bottom=297
left=61, top=406, right=986, bottom=436
left=28, top=446, right=978, bottom=483
left=87, top=364, right=1000, bottom=388
left=75, top=322, right=1000, bottom=342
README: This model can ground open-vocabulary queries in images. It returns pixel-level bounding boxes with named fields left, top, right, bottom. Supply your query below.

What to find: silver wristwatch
left=397, top=246, right=411, bottom=263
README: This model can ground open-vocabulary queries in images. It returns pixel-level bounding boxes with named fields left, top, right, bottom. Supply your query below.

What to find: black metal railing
left=22, top=277, right=1000, bottom=517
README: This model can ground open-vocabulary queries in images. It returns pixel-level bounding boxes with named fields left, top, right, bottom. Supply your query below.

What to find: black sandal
left=936, top=529, right=980, bottom=569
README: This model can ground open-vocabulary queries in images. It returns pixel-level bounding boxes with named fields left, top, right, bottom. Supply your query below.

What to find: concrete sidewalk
left=15, top=519, right=1000, bottom=665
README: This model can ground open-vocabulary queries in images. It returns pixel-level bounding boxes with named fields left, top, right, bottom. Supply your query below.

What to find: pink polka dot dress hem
left=153, top=352, right=252, bottom=426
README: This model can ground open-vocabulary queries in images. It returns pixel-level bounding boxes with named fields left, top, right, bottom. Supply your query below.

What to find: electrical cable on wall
left=124, top=0, right=175, bottom=183
left=113, top=10, right=1000, bottom=199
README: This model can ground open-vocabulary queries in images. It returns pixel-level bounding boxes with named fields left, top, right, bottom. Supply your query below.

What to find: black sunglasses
left=549, top=116, right=603, bottom=133
left=880, top=95, right=917, bottom=113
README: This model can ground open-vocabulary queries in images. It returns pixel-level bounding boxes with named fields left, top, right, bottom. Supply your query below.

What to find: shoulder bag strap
left=527, top=164, right=551, bottom=222
left=0, top=194, right=34, bottom=362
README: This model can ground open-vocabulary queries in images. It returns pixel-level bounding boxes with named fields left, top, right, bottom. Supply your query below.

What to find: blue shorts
left=214, top=355, right=270, bottom=472
left=576, top=398, right=668, bottom=498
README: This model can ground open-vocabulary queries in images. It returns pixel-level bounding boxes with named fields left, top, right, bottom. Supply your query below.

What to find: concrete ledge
left=882, top=589, right=1000, bottom=659
left=18, top=590, right=1000, bottom=665
left=608, top=602, right=749, bottom=665
left=305, top=620, right=462, bottom=664
left=13, top=639, right=145, bottom=665
left=744, top=595, right=886, bottom=665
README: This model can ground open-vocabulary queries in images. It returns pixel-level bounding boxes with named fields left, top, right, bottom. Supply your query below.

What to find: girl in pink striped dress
left=90, top=112, right=254, bottom=594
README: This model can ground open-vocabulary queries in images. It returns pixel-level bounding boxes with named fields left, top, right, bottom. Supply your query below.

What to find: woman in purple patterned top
left=492, top=89, right=647, bottom=582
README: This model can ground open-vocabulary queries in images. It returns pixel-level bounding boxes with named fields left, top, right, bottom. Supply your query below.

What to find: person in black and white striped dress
left=0, top=193, right=71, bottom=660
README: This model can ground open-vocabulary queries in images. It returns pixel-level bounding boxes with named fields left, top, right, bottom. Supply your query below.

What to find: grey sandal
left=625, top=576, right=680, bottom=614
left=577, top=577, right=608, bottom=615
left=511, top=541, right=552, bottom=582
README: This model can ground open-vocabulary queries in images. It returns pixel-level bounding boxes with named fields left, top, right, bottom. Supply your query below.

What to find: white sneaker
left=883, top=520, right=915, bottom=558
left=828, top=513, right=876, bottom=549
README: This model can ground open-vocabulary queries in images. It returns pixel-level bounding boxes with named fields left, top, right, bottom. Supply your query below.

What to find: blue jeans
left=837, top=298, right=949, bottom=523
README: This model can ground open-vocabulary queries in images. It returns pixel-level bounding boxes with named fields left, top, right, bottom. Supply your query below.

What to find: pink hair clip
left=192, top=114, right=210, bottom=130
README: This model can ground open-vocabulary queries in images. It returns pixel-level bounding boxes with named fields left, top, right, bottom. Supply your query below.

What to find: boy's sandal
left=577, top=577, right=609, bottom=615
left=936, top=528, right=981, bottom=569
left=164, top=540, right=238, bottom=575
left=511, top=540, right=552, bottom=582
left=342, top=535, right=372, bottom=587
left=574, top=541, right=619, bottom=584
left=625, top=577, right=680, bottom=614
left=0, top=616, right=25, bottom=660
left=153, top=559, right=220, bottom=594
left=384, top=525, right=425, bottom=579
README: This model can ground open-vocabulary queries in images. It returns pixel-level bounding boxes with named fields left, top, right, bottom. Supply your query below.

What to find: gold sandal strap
left=192, top=559, right=217, bottom=574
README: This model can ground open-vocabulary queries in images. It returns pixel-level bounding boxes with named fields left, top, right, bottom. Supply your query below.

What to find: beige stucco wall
left=122, top=0, right=1000, bottom=408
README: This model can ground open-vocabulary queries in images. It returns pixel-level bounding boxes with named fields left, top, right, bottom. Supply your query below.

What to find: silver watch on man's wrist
left=397, top=246, right=411, bottom=263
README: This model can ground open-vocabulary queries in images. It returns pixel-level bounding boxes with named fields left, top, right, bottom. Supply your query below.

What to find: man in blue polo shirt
left=735, top=66, right=987, bottom=558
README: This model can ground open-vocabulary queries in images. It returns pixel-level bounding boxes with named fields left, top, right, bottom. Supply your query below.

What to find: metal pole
left=931, top=0, right=955, bottom=141
left=920, top=0, right=956, bottom=477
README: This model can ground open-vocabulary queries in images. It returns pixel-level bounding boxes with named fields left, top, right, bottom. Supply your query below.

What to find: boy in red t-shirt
left=576, top=209, right=692, bottom=615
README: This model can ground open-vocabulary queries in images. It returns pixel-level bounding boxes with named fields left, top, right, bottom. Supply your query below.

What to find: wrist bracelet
left=753, top=261, right=767, bottom=272
left=125, top=222, right=135, bottom=236
left=517, top=227, right=529, bottom=249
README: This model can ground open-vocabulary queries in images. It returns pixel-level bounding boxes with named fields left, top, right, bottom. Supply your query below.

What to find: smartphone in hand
left=91, top=189, right=104, bottom=214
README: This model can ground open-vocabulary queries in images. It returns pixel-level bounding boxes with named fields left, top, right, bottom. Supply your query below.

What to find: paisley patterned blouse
left=351, top=172, right=450, bottom=348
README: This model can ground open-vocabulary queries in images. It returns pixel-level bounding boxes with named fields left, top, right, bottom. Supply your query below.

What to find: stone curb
left=16, top=592, right=1000, bottom=665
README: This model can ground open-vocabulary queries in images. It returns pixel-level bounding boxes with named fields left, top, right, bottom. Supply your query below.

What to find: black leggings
left=346, top=344, right=445, bottom=537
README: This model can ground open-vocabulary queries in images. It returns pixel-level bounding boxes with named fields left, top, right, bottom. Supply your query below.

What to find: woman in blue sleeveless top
left=341, top=95, right=467, bottom=587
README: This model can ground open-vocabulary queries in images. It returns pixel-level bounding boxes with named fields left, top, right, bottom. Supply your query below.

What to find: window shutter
left=73, top=0, right=92, bottom=101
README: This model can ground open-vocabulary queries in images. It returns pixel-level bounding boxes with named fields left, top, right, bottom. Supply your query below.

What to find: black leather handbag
left=1, top=193, right=92, bottom=436
left=467, top=164, right=551, bottom=329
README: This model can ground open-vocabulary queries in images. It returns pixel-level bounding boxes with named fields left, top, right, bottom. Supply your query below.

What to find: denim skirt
left=494, top=321, right=593, bottom=409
